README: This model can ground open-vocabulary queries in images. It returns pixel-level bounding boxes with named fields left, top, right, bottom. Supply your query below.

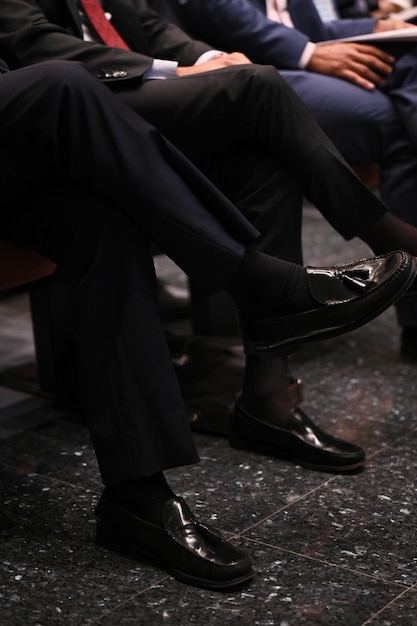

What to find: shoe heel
left=95, top=523, right=129, bottom=553
left=95, top=521, right=157, bottom=563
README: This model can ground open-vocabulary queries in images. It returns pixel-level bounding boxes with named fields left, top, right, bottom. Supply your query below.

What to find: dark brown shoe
left=95, top=491, right=254, bottom=589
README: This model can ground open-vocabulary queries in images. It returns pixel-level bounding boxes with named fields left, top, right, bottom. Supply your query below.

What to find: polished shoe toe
left=241, top=251, right=417, bottom=358
left=229, top=403, right=365, bottom=473
left=95, top=491, right=254, bottom=589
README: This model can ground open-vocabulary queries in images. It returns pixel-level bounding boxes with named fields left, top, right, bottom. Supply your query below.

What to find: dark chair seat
left=0, top=238, right=56, bottom=290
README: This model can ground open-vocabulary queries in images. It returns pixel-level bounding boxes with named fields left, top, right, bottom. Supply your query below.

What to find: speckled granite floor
left=1, top=206, right=417, bottom=625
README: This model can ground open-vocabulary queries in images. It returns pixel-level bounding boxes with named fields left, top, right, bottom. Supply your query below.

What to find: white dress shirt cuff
left=195, top=50, right=226, bottom=64
left=143, top=59, right=178, bottom=80
left=299, top=42, right=316, bottom=69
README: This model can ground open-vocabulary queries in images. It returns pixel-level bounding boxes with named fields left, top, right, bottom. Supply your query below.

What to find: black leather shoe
left=240, top=251, right=417, bottom=358
left=229, top=403, right=365, bottom=473
left=95, top=491, right=254, bottom=589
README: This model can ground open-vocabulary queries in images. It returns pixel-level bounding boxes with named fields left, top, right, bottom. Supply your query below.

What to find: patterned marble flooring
left=1, top=207, right=417, bottom=625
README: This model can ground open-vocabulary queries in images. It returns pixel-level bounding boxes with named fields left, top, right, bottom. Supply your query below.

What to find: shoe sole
left=95, top=524, right=255, bottom=590
left=253, top=256, right=417, bottom=358
left=229, top=437, right=365, bottom=473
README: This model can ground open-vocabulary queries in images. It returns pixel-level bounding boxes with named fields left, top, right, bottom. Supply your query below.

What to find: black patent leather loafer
left=95, top=491, right=254, bottom=589
left=229, top=403, right=365, bottom=473
left=240, top=251, right=417, bottom=358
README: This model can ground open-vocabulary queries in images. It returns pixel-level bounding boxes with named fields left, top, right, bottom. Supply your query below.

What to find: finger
left=348, top=49, right=394, bottom=76
left=361, top=55, right=393, bottom=77
left=340, top=56, right=392, bottom=86
left=353, top=44, right=395, bottom=64
left=353, top=60, right=391, bottom=85
left=343, top=69, right=377, bottom=90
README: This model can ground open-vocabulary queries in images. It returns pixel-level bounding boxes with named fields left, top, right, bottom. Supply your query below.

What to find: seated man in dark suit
left=4, top=0, right=417, bottom=479
left=150, top=0, right=417, bottom=360
left=5, top=58, right=416, bottom=589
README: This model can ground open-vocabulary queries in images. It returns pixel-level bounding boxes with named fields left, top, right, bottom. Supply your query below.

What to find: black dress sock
left=360, top=212, right=417, bottom=257
left=107, top=472, right=175, bottom=527
left=226, top=248, right=317, bottom=316
left=239, top=355, right=294, bottom=428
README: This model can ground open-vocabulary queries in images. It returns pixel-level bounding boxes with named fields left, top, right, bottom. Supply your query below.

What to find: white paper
left=317, top=27, right=417, bottom=45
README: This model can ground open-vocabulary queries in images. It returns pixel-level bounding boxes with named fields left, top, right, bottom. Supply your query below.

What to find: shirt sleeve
left=299, top=41, right=316, bottom=68
left=142, top=50, right=224, bottom=80
left=142, top=58, right=179, bottom=80
left=195, top=50, right=226, bottom=63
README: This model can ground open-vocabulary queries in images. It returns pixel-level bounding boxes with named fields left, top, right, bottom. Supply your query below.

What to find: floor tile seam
left=1, top=460, right=102, bottom=494
left=292, top=347, right=406, bottom=382
left=0, top=537, right=171, bottom=615
left=0, top=508, right=49, bottom=538
left=0, top=477, right=99, bottom=539
left=81, top=574, right=171, bottom=626
left=290, top=361, right=358, bottom=384
left=35, top=472, right=101, bottom=492
left=305, top=364, right=417, bottom=405
left=0, top=460, right=18, bottom=472
left=359, top=586, right=417, bottom=626
left=364, top=428, right=417, bottom=464
left=233, top=475, right=339, bottom=536
left=243, top=536, right=413, bottom=590
left=363, top=415, right=417, bottom=432
left=392, top=424, right=417, bottom=438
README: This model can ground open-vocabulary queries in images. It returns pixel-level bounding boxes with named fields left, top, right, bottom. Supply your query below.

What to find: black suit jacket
left=0, top=0, right=212, bottom=83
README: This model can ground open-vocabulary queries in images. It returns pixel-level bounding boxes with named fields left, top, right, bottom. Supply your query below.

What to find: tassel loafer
left=240, top=251, right=417, bottom=358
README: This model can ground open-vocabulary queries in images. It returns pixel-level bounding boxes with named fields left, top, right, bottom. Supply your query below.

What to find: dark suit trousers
left=0, top=61, right=389, bottom=483
left=279, top=63, right=417, bottom=328
left=123, top=63, right=417, bottom=325
left=117, top=63, right=388, bottom=257
left=1, top=60, right=284, bottom=483
left=3, top=182, right=203, bottom=483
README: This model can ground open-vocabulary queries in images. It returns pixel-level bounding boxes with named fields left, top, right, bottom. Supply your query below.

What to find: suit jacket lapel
left=288, top=0, right=327, bottom=39
left=61, top=0, right=85, bottom=38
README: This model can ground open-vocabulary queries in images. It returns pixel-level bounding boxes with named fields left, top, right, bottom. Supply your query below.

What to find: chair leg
left=29, top=278, right=76, bottom=393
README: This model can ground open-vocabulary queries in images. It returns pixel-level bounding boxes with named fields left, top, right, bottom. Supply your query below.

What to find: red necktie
left=78, top=0, right=131, bottom=49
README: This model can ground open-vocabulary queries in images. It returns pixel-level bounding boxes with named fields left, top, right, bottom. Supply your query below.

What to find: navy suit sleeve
left=321, top=17, right=378, bottom=40
left=152, top=0, right=310, bottom=68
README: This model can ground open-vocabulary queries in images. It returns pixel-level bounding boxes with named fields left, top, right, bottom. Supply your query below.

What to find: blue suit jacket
left=150, top=0, right=377, bottom=68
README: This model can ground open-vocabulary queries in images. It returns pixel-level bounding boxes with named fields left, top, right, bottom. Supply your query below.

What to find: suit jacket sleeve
left=320, top=18, right=378, bottom=41
left=289, top=0, right=377, bottom=39
left=150, top=0, right=377, bottom=69
left=0, top=0, right=212, bottom=83
left=150, top=0, right=310, bottom=68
